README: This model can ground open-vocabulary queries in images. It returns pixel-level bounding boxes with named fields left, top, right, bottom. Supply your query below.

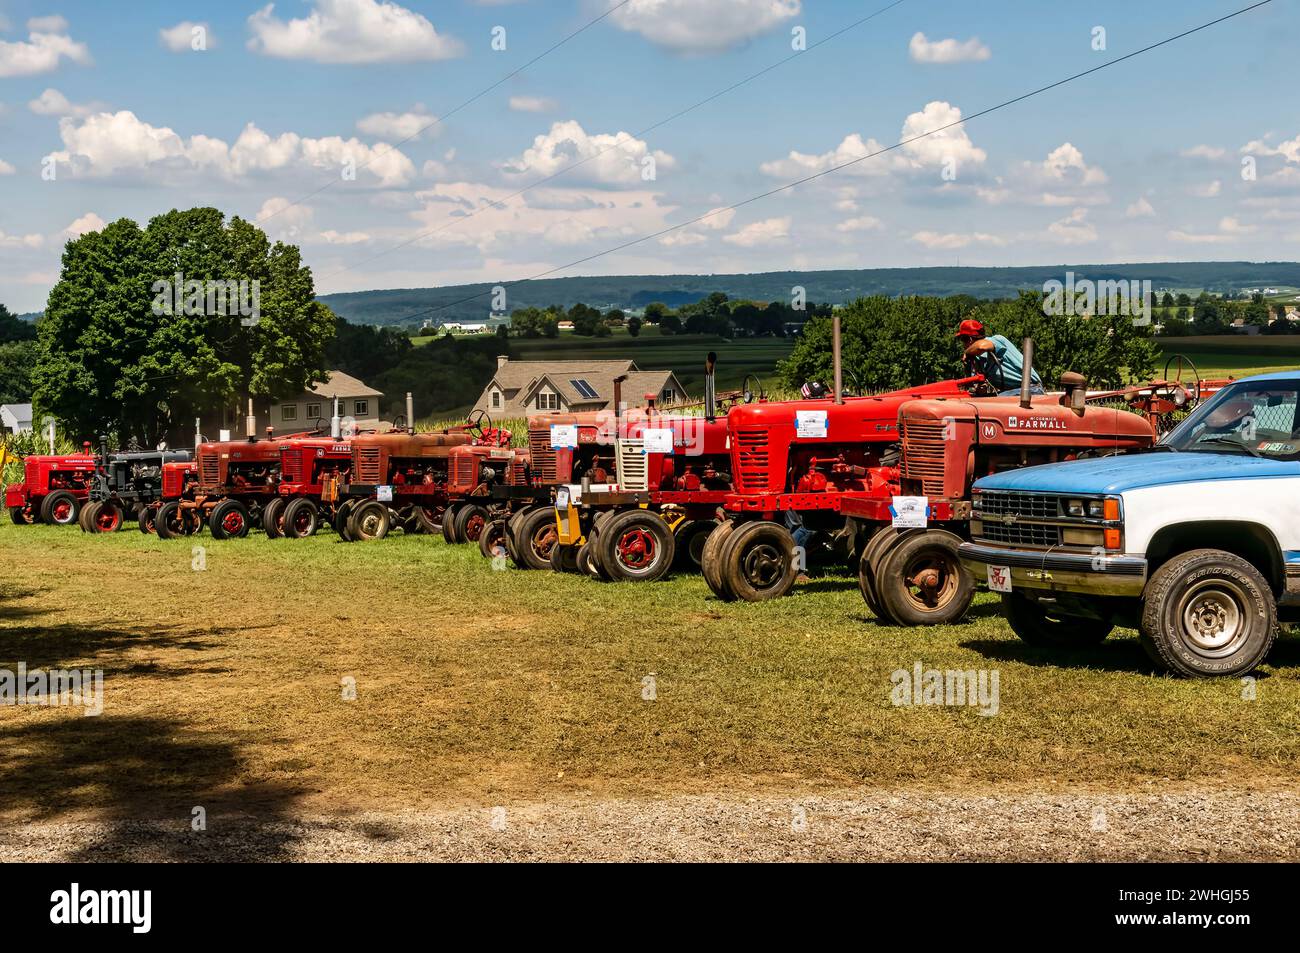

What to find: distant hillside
left=317, top=261, right=1300, bottom=327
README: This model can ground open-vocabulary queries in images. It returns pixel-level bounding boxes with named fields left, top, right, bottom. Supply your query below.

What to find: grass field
left=2, top=519, right=1298, bottom=839
left=1158, top=336, right=1300, bottom=379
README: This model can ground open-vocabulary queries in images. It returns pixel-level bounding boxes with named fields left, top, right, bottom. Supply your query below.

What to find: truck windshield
left=1162, top=379, right=1300, bottom=459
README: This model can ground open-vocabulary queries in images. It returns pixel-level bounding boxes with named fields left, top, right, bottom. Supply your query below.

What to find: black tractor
left=82, top=436, right=193, bottom=534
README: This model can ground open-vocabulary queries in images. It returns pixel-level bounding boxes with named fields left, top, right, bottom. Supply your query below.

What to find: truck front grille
left=977, top=521, right=1061, bottom=548
left=734, top=429, right=770, bottom=493
left=900, top=419, right=947, bottom=496
left=978, top=492, right=1062, bottom=520
left=616, top=439, right=648, bottom=491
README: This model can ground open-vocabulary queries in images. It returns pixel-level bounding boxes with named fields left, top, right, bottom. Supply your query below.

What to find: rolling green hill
left=319, top=261, right=1300, bottom=327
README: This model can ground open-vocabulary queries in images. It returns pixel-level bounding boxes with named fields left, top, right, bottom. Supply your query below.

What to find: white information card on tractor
left=550, top=424, right=578, bottom=449
left=643, top=428, right=674, bottom=454
left=890, top=495, right=929, bottom=528
left=795, top=410, right=828, bottom=438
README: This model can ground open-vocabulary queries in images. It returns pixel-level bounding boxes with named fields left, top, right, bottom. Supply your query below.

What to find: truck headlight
left=1087, top=500, right=1105, bottom=518
left=1066, top=499, right=1085, bottom=517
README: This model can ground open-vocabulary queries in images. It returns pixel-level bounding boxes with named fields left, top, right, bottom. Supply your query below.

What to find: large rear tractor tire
left=701, top=519, right=739, bottom=600
left=596, top=509, right=675, bottom=583
left=873, top=529, right=974, bottom=626
left=719, top=520, right=799, bottom=602
left=413, top=505, right=441, bottom=535
left=1138, top=549, right=1277, bottom=677
left=1003, top=591, right=1113, bottom=649
left=514, top=505, right=560, bottom=570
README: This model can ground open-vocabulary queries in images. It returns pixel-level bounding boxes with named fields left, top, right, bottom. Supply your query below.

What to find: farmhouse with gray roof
left=473, top=357, right=686, bottom=417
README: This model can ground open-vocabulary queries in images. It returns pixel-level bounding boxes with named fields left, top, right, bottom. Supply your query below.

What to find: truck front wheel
left=1003, top=592, right=1112, bottom=648
left=1140, top=549, right=1277, bottom=677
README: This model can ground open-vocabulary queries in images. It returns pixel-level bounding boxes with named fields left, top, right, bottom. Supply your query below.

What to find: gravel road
left=3, top=789, right=1297, bottom=861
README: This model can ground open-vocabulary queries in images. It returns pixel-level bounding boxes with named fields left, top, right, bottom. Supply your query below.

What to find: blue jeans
left=999, top=384, right=1045, bottom=397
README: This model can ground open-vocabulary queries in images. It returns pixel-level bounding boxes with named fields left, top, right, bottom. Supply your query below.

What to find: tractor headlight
left=1087, top=499, right=1105, bottom=518
left=1066, top=499, right=1085, bottom=517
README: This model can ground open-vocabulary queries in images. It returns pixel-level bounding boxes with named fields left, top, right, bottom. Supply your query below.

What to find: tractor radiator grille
left=450, top=453, right=477, bottom=491
left=198, top=451, right=220, bottom=488
left=978, top=492, right=1062, bottom=520
left=977, top=521, right=1061, bottom=548
left=733, top=429, right=771, bottom=493
left=356, top=447, right=383, bottom=484
left=280, top=452, right=305, bottom=485
left=509, top=454, right=528, bottom=486
left=529, top=430, right=557, bottom=483
left=900, top=419, right=948, bottom=497
left=616, top=439, right=648, bottom=492
left=162, top=467, right=185, bottom=499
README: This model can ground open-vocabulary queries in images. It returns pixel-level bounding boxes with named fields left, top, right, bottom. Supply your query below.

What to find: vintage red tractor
left=179, top=430, right=291, bottom=539
left=440, top=438, right=530, bottom=546
left=151, top=460, right=202, bottom=538
left=4, top=443, right=97, bottom=526
left=264, top=435, right=354, bottom=539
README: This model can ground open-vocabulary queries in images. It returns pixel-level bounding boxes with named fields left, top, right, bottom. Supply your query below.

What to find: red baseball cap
left=955, top=318, right=984, bottom=338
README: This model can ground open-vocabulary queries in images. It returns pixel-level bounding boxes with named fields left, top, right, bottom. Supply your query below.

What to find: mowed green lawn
left=1159, top=336, right=1300, bottom=380
left=0, top=518, right=1297, bottom=827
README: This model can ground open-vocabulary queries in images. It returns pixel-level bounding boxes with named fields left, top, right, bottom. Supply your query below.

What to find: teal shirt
left=979, top=334, right=1043, bottom=390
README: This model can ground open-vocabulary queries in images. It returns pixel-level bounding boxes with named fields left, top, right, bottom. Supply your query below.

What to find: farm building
left=473, top=357, right=686, bottom=417
left=198, top=371, right=384, bottom=440
left=0, top=402, right=32, bottom=434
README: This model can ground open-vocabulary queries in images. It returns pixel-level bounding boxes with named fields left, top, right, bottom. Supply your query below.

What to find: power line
left=315, top=0, right=912, bottom=288
left=386, top=0, right=1275, bottom=328
left=257, top=0, right=634, bottom=227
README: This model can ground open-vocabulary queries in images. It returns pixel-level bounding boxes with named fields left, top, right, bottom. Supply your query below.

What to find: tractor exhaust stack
left=331, top=396, right=341, bottom=439
left=245, top=398, right=256, bottom=438
left=1019, top=338, right=1035, bottom=409
left=704, top=351, right=717, bottom=422
left=406, top=392, right=414, bottom=434
left=832, top=313, right=844, bottom=405
left=613, top=374, right=628, bottom=421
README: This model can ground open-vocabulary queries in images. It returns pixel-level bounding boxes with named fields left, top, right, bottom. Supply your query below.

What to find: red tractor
left=181, top=430, right=290, bottom=539
left=329, top=422, right=494, bottom=541
left=440, top=438, right=530, bottom=546
left=264, top=435, right=354, bottom=539
left=4, top=444, right=97, bottom=526
left=151, top=460, right=202, bottom=539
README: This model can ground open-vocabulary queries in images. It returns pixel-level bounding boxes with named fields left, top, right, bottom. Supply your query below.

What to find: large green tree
left=34, top=208, right=335, bottom=444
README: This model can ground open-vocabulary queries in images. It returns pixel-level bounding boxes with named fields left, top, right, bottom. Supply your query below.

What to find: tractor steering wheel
left=1163, top=353, right=1202, bottom=408
left=741, top=374, right=766, bottom=404
left=466, top=408, right=492, bottom=441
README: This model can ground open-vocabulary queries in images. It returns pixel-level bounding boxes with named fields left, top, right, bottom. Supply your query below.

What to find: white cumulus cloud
left=723, top=217, right=791, bottom=247
left=607, top=0, right=800, bottom=54
left=27, top=87, right=97, bottom=118
left=908, top=32, right=990, bottom=64
left=1046, top=207, right=1097, bottom=245
left=499, top=119, right=675, bottom=188
left=836, top=215, right=883, bottom=233
left=1181, top=144, right=1226, bottom=160
left=1125, top=197, right=1156, bottom=218
left=899, top=101, right=986, bottom=169
left=62, top=212, right=105, bottom=239
left=911, top=230, right=1004, bottom=250
left=247, top=0, right=463, bottom=64
left=160, top=22, right=215, bottom=52
left=0, top=20, right=91, bottom=77
left=357, top=107, right=437, bottom=141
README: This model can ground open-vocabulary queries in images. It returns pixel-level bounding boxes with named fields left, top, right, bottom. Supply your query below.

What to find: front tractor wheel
left=283, top=498, right=320, bottom=539
left=1139, top=549, right=1277, bottom=677
left=348, top=500, right=392, bottom=541
left=597, top=510, right=675, bottom=582
left=857, top=527, right=902, bottom=623
left=155, top=502, right=184, bottom=539
left=719, top=520, right=799, bottom=602
left=262, top=497, right=287, bottom=539
left=78, top=500, right=99, bottom=533
left=138, top=506, right=158, bottom=534
left=455, top=504, right=491, bottom=544
left=9, top=504, right=36, bottom=525
left=873, top=529, right=974, bottom=626
left=673, top=519, right=718, bottom=573
left=1003, top=592, right=1113, bottom=649
left=41, top=490, right=78, bottom=526
left=209, top=499, right=251, bottom=540
left=549, top=542, right=581, bottom=573
left=89, top=500, right=124, bottom=534
left=700, top=519, right=739, bottom=600
left=441, top=505, right=462, bottom=544
left=479, top=518, right=508, bottom=560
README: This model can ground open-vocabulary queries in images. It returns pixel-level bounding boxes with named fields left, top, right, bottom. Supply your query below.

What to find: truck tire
left=1139, top=549, right=1277, bottom=677
left=283, top=498, right=320, bottom=539
left=454, top=504, right=491, bottom=544
left=155, top=502, right=184, bottom=539
left=550, top=542, right=581, bottom=573
left=673, top=519, right=717, bottom=572
left=479, top=518, right=508, bottom=560
left=514, top=505, right=560, bottom=570
left=701, top=519, right=738, bottom=600
left=597, top=509, right=675, bottom=582
left=348, top=500, right=391, bottom=541
left=78, top=500, right=99, bottom=533
left=41, top=490, right=78, bottom=526
left=1003, top=592, right=1112, bottom=648
left=441, top=505, right=461, bottom=543
left=858, top=527, right=902, bottom=623
left=138, top=506, right=158, bottom=534
left=9, top=505, right=35, bottom=525
left=89, top=500, right=124, bottom=533
left=209, top=499, right=251, bottom=540
left=873, top=529, right=974, bottom=626
left=262, top=497, right=287, bottom=539
left=719, top=520, right=799, bottom=602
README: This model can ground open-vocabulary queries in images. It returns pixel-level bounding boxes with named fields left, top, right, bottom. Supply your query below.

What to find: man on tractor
left=956, top=318, right=1044, bottom=397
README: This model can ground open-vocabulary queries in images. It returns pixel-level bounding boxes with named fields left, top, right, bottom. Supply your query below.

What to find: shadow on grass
left=960, top=637, right=1158, bottom=674
left=0, top=620, right=224, bottom=672
left=0, top=715, right=308, bottom=861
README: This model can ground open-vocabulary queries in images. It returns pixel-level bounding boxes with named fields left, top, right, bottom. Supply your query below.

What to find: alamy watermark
left=151, top=272, right=261, bottom=326
left=890, top=661, right=999, bottom=716
left=1, top=662, right=103, bottom=716
left=1042, top=271, right=1151, bottom=326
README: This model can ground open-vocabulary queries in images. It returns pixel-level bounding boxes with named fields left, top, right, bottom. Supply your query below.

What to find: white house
left=0, top=403, right=32, bottom=434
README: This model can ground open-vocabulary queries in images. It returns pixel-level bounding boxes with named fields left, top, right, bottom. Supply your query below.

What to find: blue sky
left=0, top=0, right=1295, bottom=312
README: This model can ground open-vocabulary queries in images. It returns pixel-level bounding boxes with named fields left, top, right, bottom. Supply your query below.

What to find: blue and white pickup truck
left=959, top=370, right=1300, bottom=677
